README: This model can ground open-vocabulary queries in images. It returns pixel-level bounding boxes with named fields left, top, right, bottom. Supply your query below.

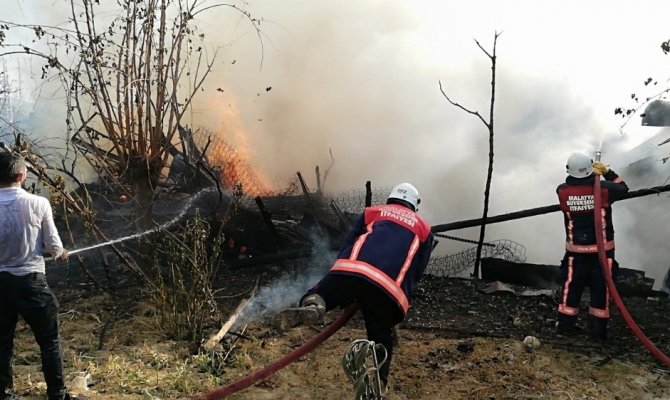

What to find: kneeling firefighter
left=556, top=152, right=629, bottom=340
left=279, top=183, right=434, bottom=388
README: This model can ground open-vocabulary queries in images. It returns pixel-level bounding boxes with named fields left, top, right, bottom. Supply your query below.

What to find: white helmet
left=388, top=183, right=421, bottom=211
left=566, top=152, right=593, bottom=178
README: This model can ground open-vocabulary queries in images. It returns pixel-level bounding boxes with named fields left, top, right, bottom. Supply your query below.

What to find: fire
left=199, top=97, right=277, bottom=197
left=207, top=138, right=276, bottom=197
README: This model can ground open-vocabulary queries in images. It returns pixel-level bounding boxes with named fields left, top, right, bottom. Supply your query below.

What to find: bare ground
left=6, top=268, right=670, bottom=400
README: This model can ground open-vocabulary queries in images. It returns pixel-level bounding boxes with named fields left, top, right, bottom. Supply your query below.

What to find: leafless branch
left=438, top=80, right=487, bottom=126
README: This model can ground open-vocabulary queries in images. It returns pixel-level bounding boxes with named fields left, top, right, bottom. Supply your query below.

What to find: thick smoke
left=4, top=1, right=670, bottom=288
left=195, top=1, right=670, bottom=287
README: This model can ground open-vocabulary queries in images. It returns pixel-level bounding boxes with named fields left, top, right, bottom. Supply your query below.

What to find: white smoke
left=4, top=0, right=670, bottom=288
left=235, top=232, right=336, bottom=325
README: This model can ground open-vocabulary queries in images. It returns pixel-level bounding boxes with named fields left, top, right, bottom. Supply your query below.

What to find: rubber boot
left=275, top=294, right=326, bottom=330
left=300, top=293, right=326, bottom=312
left=556, top=313, right=579, bottom=336
left=588, top=316, right=608, bottom=341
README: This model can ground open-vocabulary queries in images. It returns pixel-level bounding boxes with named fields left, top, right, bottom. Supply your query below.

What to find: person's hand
left=56, top=249, right=69, bottom=262
left=593, top=162, right=609, bottom=176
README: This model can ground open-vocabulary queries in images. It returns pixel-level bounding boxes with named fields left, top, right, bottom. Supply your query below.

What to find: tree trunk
left=129, top=155, right=160, bottom=230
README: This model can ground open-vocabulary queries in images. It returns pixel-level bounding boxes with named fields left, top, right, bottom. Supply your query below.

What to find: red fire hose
left=593, top=176, right=670, bottom=367
left=191, top=304, right=359, bottom=400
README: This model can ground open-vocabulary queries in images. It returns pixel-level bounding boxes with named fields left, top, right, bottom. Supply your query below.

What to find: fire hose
left=191, top=304, right=359, bottom=400
left=593, top=169, right=670, bottom=367
left=188, top=169, right=670, bottom=400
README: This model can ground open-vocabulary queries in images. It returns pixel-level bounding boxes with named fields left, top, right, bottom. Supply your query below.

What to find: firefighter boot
left=275, top=294, right=326, bottom=330
left=556, top=313, right=579, bottom=336
left=588, top=316, right=608, bottom=341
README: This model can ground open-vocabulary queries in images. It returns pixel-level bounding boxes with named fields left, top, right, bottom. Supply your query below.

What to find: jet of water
left=46, top=186, right=218, bottom=260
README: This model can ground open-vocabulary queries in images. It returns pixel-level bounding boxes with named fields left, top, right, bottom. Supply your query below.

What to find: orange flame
left=201, top=97, right=277, bottom=197
left=206, top=139, right=276, bottom=196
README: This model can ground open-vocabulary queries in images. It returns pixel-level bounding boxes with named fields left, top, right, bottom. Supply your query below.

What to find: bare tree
left=439, top=31, right=501, bottom=278
left=0, top=1, right=262, bottom=228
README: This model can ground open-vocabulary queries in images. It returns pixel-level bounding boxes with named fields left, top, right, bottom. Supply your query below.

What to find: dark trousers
left=557, top=252, right=618, bottom=338
left=307, top=274, right=404, bottom=384
left=0, top=272, right=67, bottom=399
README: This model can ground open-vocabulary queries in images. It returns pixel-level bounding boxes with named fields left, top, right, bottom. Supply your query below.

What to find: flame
left=203, top=97, right=277, bottom=197
left=207, top=139, right=276, bottom=196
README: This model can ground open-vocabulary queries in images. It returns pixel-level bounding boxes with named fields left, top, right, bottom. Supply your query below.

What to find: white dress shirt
left=0, top=187, right=64, bottom=275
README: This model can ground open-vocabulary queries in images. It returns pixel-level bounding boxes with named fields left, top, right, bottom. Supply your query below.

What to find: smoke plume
left=4, top=0, right=670, bottom=287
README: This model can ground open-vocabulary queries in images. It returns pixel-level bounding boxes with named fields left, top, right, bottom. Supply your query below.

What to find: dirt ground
left=6, top=267, right=670, bottom=400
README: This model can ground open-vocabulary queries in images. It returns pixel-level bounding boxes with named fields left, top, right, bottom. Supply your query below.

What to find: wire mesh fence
left=331, top=187, right=391, bottom=213
left=427, top=239, right=527, bottom=277
left=330, top=189, right=527, bottom=277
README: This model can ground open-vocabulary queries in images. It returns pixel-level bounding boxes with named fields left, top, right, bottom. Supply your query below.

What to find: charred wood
left=481, top=258, right=561, bottom=288
left=296, top=171, right=324, bottom=236
left=432, top=184, right=670, bottom=233
left=330, top=200, right=353, bottom=230
left=254, top=196, right=280, bottom=239
left=481, top=257, right=658, bottom=297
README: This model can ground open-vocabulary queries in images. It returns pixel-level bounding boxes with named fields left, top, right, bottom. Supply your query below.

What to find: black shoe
left=588, top=317, right=608, bottom=341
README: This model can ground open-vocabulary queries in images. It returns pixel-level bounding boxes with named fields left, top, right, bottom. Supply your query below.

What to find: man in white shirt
left=0, top=151, right=85, bottom=400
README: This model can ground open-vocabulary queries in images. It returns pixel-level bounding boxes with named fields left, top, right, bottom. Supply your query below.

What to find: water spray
left=45, top=187, right=218, bottom=261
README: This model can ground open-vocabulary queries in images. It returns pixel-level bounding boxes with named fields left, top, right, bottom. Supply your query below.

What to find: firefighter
left=555, top=152, right=629, bottom=340
left=278, top=183, right=434, bottom=388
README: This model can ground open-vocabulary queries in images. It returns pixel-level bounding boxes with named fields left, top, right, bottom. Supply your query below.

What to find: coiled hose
left=191, top=304, right=359, bottom=400
left=593, top=177, right=670, bottom=367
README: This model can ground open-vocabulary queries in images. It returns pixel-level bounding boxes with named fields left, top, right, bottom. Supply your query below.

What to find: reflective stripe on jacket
left=556, top=170, right=628, bottom=254
left=329, top=204, right=433, bottom=315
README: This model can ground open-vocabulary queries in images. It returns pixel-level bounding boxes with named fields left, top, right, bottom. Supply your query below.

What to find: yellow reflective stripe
left=396, top=235, right=420, bottom=284
left=350, top=222, right=375, bottom=260
left=332, top=259, right=410, bottom=313
left=561, top=256, right=573, bottom=308
left=567, top=214, right=574, bottom=243
left=588, top=306, right=609, bottom=319
left=599, top=209, right=607, bottom=245
left=558, top=304, right=579, bottom=316
left=565, top=240, right=614, bottom=253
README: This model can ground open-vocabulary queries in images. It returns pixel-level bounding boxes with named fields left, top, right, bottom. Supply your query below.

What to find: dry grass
left=7, top=293, right=670, bottom=400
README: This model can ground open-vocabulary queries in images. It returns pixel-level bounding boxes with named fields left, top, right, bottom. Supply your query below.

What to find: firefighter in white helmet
left=556, top=152, right=629, bottom=340
left=278, top=183, right=434, bottom=388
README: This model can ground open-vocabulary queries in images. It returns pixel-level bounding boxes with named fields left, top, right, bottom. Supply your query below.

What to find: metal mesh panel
left=331, top=187, right=391, bottom=213
left=427, top=239, right=527, bottom=277
left=326, top=189, right=528, bottom=278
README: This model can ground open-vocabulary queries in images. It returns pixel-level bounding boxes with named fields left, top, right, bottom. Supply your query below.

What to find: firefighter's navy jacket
left=329, top=203, right=434, bottom=316
left=556, top=170, right=629, bottom=253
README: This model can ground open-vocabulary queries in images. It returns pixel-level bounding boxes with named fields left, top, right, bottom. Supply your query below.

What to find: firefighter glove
left=592, top=162, right=609, bottom=176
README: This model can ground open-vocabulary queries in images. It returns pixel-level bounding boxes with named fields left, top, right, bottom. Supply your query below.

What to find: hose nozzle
left=594, top=151, right=602, bottom=162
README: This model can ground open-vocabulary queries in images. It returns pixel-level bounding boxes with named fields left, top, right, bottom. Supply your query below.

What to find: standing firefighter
left=0, top=152, right=86, bottom=400
left=556, top=152, right=629, bottom=340
left=279, top=183, right=434, bottom=391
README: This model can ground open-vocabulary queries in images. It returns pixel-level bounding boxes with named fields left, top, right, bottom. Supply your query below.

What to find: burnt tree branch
left=439, top=31, right=502, bottom=278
